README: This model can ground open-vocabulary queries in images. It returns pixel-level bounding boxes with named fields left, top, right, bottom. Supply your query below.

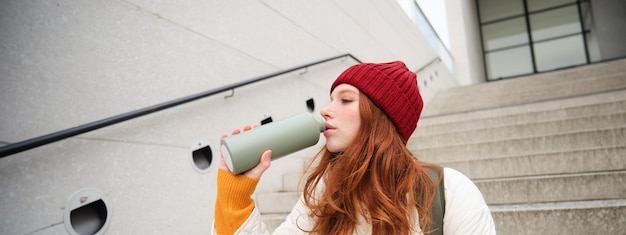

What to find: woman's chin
left=325, top=143, right=346, bottom=153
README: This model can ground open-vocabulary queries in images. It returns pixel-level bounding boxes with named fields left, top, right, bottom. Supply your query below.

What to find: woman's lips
left=323, top=123, right=335, bottom=136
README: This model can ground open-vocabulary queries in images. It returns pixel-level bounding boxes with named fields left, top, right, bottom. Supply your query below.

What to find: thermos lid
left=313, top=114, right=326, bottom=132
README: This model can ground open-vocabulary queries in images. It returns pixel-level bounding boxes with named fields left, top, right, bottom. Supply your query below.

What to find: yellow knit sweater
left=214, top=168, right=259, bottom=235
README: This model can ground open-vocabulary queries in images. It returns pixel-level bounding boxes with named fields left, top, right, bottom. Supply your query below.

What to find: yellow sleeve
left=214, top=168, right=259, bottom=235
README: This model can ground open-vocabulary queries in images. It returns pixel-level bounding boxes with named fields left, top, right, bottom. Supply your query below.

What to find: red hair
left=302, top=92, right=441, bottom=234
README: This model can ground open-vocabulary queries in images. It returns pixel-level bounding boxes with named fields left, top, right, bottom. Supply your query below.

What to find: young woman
left=213, top=61, right=496, bottom=234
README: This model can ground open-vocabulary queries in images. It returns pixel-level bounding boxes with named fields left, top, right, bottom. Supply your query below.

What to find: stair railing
left=0, top=54, right=361, bottom=158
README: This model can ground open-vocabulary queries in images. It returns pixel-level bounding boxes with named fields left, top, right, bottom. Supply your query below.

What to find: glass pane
left=534, top=35, right=586, bottom=71
left=483, top=17, right=529, bottom=50
left=530, top=5, right=581, bottom=41
left=485, top=46, right=534, bottom=80
left=527, top=0, right=576, bottom=12
left=478, top=0, right=524, bottom=23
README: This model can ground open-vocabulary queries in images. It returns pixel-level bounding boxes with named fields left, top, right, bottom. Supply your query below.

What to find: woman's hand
left=219, top=124, right=272, bottom=179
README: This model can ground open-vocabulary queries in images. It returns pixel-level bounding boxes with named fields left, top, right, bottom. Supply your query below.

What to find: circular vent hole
left=64, top=188, right=110, bottom=235
left=70, top=199, right=108, bottom=235
left=192, top=143, right=213, bottom=173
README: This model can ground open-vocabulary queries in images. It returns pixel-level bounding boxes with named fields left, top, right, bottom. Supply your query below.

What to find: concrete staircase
left=411, top=58, right=626, bottom=234
left=254, top=58, right=626, bottom=234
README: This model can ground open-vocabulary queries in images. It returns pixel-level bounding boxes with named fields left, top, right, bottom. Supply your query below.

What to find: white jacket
left=213, top=168, right=496, bottom=235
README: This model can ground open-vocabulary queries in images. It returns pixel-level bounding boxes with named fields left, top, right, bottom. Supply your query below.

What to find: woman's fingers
left=243, top=150, right=272, bottom=179
left=231, top=128, right=242, bottom=135
left=219, top=124, right=265, bottom=173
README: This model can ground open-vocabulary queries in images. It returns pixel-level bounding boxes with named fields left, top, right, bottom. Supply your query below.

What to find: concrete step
left=412, top=127, right=626, bottom=163
left=474, top=59, right=626, bottom=93
left=259, top=170, right=626, bottom=211
left=416, top=98, right=626, bottom=136
left=256, top=192, right=300, bottom=214
left=430, top=61, right=626, bottom=104
left=491, top=199, right=626, bottom=235
left=419, top=87, right=626, bottom=125
left=257, top=171, right=626, bottom=232
left=440, top=146, right=626, bottom=180
left=413, top=112, right=626, bottom=148
left=476, top=171, right=626, bottom=205
left=425, top=74, right=626, bottom=116
left=260, top=214, right=288, bottom=233
left=257, top=201, right=626, bottom=234
left=282, top=172, right=305, bottom=192
left=424, top=59, right=626, bottom=116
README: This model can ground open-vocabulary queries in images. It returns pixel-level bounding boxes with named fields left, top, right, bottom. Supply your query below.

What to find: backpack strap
left=425, top=166, right=445, bottom=235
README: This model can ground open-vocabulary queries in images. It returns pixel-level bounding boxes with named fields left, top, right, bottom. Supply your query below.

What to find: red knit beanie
left=331, top=61, right=423, bottom=143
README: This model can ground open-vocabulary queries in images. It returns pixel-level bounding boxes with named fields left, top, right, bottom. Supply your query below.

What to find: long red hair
left=302, top=92, right=441, bottom=234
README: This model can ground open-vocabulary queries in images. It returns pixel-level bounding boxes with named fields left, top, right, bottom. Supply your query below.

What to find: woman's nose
left=320, top=105, right=331, bottom=119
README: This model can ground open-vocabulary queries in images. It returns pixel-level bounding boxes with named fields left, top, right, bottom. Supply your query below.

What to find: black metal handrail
left=0, top=54, right=361, bottom=158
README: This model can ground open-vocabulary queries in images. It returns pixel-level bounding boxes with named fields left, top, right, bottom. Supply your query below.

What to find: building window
left=477, top=0, right=626, bottom=80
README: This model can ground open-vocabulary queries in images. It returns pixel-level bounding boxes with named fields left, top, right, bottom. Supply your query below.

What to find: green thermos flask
left=221, top=112, right=326, bottom=175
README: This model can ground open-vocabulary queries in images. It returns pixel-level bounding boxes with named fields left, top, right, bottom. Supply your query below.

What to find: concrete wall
left=589, top=0, right=626, bottom=61
left=0, top=0, right=442, bottom=234
left=445, top=0, right=486, bottom=85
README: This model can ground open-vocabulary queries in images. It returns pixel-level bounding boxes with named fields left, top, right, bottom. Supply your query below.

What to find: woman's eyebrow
left=336, top=88, right=358, bottom=96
